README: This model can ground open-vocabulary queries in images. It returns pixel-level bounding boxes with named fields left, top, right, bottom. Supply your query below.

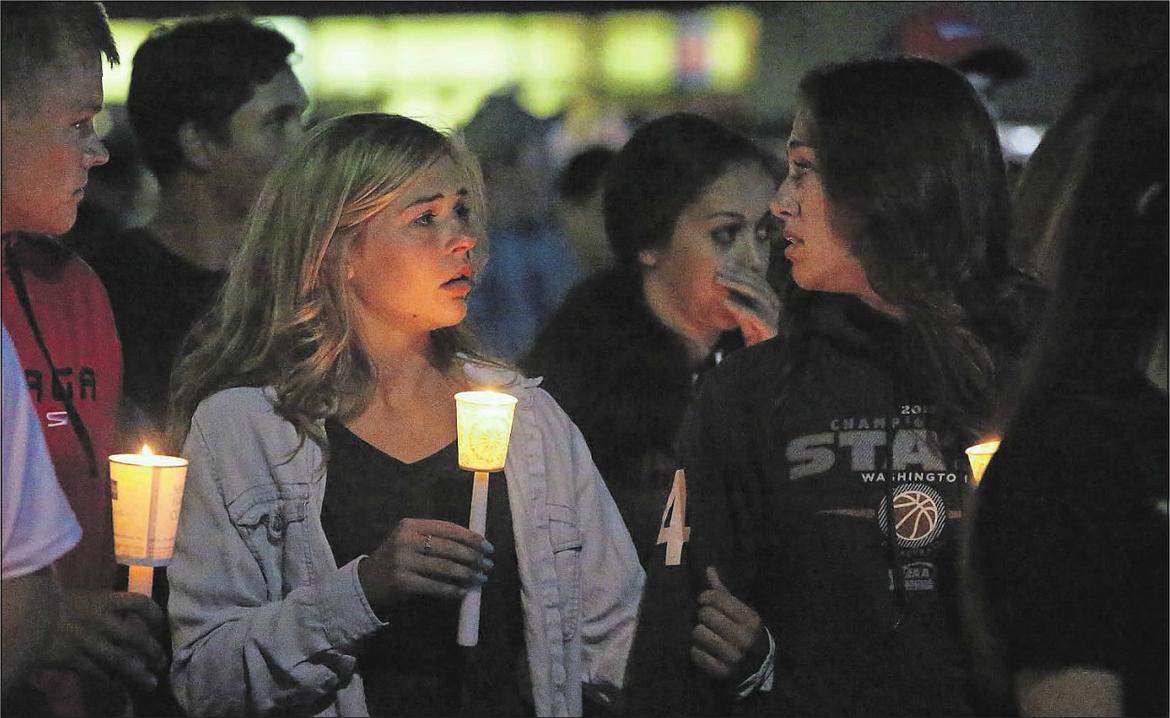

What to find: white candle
left=453, top=391, right=517, bottom=647
left=110, top=445, right=189, bottom=596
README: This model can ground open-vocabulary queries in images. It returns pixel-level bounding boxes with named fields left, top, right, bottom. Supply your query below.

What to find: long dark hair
left=961, top=56, right=1167, bottom=714
left=1013, top=55, right=1168, bottom=410
left=780, top=57, right=1040, bottom=441
left=1007, top=73, right=1119, bottom=286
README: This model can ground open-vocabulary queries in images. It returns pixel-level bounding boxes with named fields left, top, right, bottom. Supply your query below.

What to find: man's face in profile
left=1, top=50, right=109, bottom=235
left=204, top=67, right=309, bottom=220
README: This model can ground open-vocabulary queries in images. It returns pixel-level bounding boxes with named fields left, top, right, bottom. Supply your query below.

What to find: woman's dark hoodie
left=627, top=293, right=977, bottom=716
left=522, top=266, right=741, bottom=564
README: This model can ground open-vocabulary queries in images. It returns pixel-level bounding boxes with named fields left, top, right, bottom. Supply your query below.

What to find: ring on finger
left=423, top=534, right=433, bottom=555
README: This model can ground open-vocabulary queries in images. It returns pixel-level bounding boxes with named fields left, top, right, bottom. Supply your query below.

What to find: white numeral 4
left=657, top=469, right=691, bottom=565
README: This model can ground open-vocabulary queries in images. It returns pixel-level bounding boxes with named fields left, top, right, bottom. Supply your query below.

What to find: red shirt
left=1, top=234, right=120, bottom=591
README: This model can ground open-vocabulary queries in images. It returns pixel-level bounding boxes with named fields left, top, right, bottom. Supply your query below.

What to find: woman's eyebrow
left=403, top=193, right=443, bottom=209
left=402, top=188, right=468, bottom=210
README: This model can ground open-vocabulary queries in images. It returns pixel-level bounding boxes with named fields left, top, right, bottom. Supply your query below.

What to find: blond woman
left=165, top=113, right=643, bottom=717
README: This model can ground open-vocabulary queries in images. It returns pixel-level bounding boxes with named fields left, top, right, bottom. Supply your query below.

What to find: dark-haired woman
left=968, top=57, right=1168, bottom=718
left=628, top=58, right=1041, bottom=715
left=522, top=113, right=783, bottom=565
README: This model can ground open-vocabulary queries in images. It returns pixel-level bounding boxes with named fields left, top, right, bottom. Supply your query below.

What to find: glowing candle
left=965, top=439, right=1001, bottom=486
left=110, top=445, right=189, bottom=596
left=454, top=390, right=517, bottom=647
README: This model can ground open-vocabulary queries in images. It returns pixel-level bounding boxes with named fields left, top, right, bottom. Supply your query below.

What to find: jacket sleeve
left=537, top=389, right=646, bottom=709
left=167, top=391, right=385, bottom=716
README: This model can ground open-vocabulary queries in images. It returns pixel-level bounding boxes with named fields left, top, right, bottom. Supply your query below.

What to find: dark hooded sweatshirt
left=523, top=266, right=742, bottom=565
left=627, top=293, right=975, bottom=716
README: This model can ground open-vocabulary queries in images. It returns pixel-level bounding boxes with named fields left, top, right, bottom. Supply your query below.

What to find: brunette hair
left=167, top=113, right=488, bottom=451
left=1015, top=55, right=1168, bottom=406
left=961, top=56, right=1167, bottom=714
left=603, top=112, right=782, bottom=266
left=781, top=57, right=1041, bottom=440
left=1008, top=74, right=1120, bottom=286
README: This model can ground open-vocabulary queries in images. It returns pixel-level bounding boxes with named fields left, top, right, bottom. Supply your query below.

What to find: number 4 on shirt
left=657, top=468, right=690, bottom=565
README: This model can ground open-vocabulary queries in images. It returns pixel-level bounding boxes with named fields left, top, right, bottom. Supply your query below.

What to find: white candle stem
left=457, top=587, right=483, bottom=647
left=128, top=564, right=154, bottom=596
left=458, top=471, right=490, bottom=646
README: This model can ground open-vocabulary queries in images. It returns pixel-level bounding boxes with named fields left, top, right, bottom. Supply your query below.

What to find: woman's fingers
left=402, top=526, right=491, bottom=596
left=689, top=566, right=770, bottom=682
left=410, top=518, right=494, bottom=554
left=690, top=645, right=733, bottom=681
left=718, top=274, right=780, bottom=345
left=695, top=603, right=754, bottom=654
left=405, top=521, right=493, bottom=587
left=361, top=518, right=495, bottom=609
left=691, top=622, right=742, bottom=668
left=413, top=543, right=490, bottom=587
left=415, top=531, right=494, bottom=573
left=717, top=271, right=777, bottom=306
left=397, top=571, right=480, bottom=601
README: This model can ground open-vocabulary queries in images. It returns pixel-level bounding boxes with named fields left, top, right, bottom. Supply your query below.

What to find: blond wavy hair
left=167, top=113, right=488, bottom=452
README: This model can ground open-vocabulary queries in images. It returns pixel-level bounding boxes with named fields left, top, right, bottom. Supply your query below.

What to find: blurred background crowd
left=71, top=0, right=1168, bottom=365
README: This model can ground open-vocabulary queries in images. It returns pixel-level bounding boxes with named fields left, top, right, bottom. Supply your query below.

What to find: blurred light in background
left=601, top=12, right=676, bottom=94
left=998, top=123, right=1046, bottom=162
left=267, top=16, right=316, bottom=91
left=313, top=16, right=387, bottom=98
left=105, top=20, right=155, bottom=99
left=680, top=7, right=759, bottom=91
left=515, top=14, right=590, bottom=117
left=104, top=6, right=760, bottom=128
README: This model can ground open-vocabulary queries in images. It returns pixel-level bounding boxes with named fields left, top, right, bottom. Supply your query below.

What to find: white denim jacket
left=168, top=362, right=644, bottom=717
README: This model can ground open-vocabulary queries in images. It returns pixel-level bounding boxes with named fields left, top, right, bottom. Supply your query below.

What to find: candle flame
left=141, top=444, right=154, bottom=456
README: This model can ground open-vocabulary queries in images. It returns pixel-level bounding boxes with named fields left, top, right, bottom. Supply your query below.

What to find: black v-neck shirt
left=321, top=419, right=530, bottom=716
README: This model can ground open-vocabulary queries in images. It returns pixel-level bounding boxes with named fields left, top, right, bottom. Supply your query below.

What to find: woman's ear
left=638, top=248, right=660, bottom=268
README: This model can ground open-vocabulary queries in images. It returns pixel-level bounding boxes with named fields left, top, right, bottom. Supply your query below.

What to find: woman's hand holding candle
left=357, top=518, right=493, bottom=617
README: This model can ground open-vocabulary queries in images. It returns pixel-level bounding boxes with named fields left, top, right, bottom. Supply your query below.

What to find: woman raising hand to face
left=524, top=114, right=784, bottom=565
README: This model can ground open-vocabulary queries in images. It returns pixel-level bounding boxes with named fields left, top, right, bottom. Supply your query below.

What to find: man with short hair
left=1, top=3, right=168, bottom=715
left=81, top=15, right=310, bottom=439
